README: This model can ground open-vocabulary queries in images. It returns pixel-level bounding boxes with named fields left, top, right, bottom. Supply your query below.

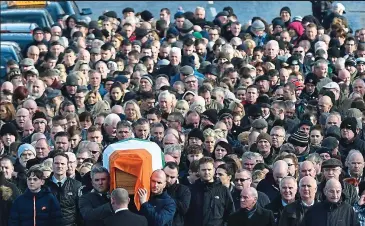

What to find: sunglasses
left=235, top=178, right=250, bottom=182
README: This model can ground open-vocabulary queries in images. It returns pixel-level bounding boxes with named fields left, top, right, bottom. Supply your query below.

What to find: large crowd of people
left=1, top=1, right=365, bottom=226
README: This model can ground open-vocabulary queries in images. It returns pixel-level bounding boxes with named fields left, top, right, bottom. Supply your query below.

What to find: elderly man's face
left=323, top=167, right=341, bottom=180
left=31, top=80, right=45, bottom=98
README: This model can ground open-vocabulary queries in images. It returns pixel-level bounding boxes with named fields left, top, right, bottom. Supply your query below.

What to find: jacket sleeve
left=140, top=199, right=176, bottom=226
left=223, top=188, right=235, bottom=222
left=8, top=198, right=20, bottom=226
left=49, top=194, right=63, bottom=226
left=173, top=186, right=191, bottom=215
left=78, top=195, right=113, bottom=221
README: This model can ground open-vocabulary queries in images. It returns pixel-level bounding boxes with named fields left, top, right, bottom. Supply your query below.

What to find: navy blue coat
left=139, top=191, right=176, bottom=226
left=9, top=187, right=62, bottom=226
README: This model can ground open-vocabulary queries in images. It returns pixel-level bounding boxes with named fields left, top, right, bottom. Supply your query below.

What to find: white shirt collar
left=115, top=208, right=128, bottom=213
left=52, top=175, right=67, bottom=186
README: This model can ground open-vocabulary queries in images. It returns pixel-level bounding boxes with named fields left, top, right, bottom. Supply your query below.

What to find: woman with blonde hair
left=73, top=60, right=90, bottom=78
left=66, top=113, right=81, bottom=129
left=203, top=128, right=217, bottom=154
left=123, top=100, right=141, bottom=122
left=90, top=100, right=111, bottom=116
left=228, top=101, right=245, bottom=118
left=174, top=100, right=189, bottom=117
left=70, top=71, right=88, bottom=86
left=111, top=34, right=124, bottom=50
left=85, top=90, right=102, bottom=111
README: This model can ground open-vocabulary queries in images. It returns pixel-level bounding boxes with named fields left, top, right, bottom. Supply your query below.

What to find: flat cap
left=251, top=119, right=268, bottom=130
left=322, top=158, right=343, bottom=168
left=180, top=65, right=194, bottom=76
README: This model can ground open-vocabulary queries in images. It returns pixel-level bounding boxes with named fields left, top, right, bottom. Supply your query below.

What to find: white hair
left=170, top=47, right=181, bottom=57
left=315, top=41, right=328, bottom=52
left=335, top=58, right=346, bottom=70
left=104, top=113, right=121, bottom=126
left=266, top=40, right=279, bottom=49
left=164, top=144, right=182, bottom=155
left=158, top=90, right=173, bottom=102
left=247, top=187, right=258, bottom=199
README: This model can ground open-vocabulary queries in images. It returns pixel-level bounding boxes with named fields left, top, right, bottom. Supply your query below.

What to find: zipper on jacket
left=33, top=195, right=36, bottom=226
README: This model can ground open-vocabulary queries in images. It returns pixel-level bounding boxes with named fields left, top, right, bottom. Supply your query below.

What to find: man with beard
left=163, top=162, right=191, bottom=226
left=31, top=79, right=47, bottom=108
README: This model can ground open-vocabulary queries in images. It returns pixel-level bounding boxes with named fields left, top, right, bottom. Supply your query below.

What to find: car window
left=1, top=14, right=47, bottom=28
left=70, top=1, right=80, bottom=15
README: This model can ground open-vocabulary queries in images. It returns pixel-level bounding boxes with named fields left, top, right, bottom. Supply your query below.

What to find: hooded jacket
left=9, top=187, right=62, bottom=226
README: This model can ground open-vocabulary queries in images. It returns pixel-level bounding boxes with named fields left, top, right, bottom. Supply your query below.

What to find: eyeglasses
left=271, top=134, right=284, bottom=138
left=235, top=178, right=250, bottom=182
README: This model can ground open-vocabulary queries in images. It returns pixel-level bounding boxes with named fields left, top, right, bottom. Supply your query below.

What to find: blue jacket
left=87, top=84, right=107, bottom=98
left=9, top=187, right=62, bottom=226
left=139, top=191, right=176, bottom=226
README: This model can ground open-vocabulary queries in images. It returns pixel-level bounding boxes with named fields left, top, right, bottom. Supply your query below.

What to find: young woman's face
left=88, top=93, right=97, bottom=104
left=0, top=105, right=7, bottom=120
left=80, top=117, right=92, bottom=129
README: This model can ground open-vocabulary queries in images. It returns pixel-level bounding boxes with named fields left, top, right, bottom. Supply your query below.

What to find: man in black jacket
left=163, top=162, right=191, bottom=226
left=46, top=152, right=82, bottom=226
left=279, top=176, right=317, bottom=226
left=79, top=165, right=113, bottom=226
left=185, top=157, right=235, bottom=226
left=302, top=179, right=359, bottom=226
left=231, top=169, right=270, bottom=210
left=265, top=176, right=298, bottom=224
left=315, top=158, right=359, bottom=206
left=339, top=117, right=365, bottom=163
left=227, top=187, right=275, bottom=226
left=103, top=188, right=147, bottom=226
